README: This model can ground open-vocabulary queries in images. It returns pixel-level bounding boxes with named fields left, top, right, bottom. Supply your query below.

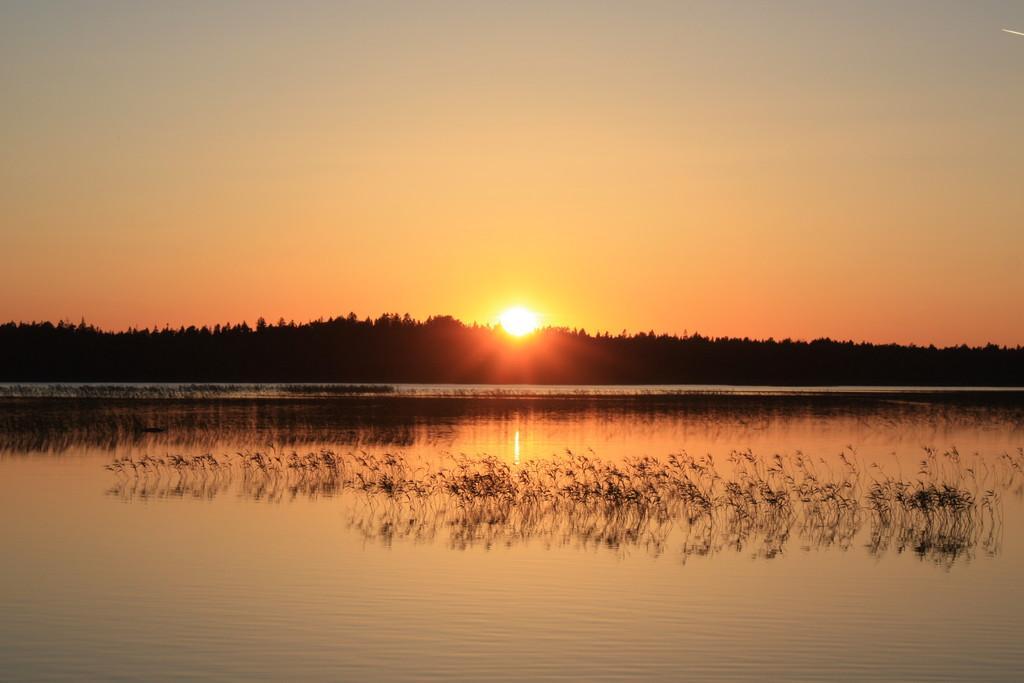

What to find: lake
left=1, top=385, right=1023, bottom=681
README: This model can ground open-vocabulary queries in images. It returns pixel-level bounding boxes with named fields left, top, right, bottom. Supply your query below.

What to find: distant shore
left=3, top=316, right=1022, bottom=385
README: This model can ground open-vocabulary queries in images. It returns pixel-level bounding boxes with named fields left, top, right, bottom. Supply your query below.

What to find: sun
left=498, top=306, right=540, bottom=337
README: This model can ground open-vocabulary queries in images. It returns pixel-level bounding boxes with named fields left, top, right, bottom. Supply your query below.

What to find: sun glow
left=499, top=307, right=540, bottom=337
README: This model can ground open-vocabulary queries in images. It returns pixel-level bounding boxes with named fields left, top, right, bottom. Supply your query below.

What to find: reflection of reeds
left=106, top=448, right=1023, bottom=566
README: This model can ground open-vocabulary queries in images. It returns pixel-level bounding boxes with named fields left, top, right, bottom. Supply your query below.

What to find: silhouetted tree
left=0, top=315, right=1021, bottom=384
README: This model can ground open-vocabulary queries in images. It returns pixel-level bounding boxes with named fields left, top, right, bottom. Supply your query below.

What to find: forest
left=1, top=314, right=1021, bottom=385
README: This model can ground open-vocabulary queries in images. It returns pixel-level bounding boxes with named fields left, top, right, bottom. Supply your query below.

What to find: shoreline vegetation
left=3, top=383, right=1024, bottom=401
left=3, top=314, right=1023, bottom=385
left=106, top=448, right=1023, bottom=566
left=0, top=383, right=398, bottom=399
left=4, top=392, right=1022, bottom=455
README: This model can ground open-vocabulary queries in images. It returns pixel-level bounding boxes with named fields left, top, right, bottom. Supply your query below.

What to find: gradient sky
left=2, top=1, right=1022, bottom=345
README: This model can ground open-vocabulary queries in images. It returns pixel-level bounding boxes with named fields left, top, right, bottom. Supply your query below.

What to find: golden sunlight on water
left=1, top=389, right=1023, bottom=681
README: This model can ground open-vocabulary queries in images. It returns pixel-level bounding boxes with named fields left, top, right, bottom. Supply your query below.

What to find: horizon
left=3, top=2, right=1023, bottom=347
left=5, top=309, right=1023, bottom=351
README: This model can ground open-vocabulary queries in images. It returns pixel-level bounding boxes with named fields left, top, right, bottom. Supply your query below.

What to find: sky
left=1, top=0, right=1022, bottom=346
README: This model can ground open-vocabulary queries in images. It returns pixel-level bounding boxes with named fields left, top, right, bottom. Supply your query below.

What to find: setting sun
left=499, top=307, right=540, bottom=337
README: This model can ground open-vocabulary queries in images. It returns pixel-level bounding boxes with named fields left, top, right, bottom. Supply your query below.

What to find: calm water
left=2, top=385, right=1023, bottom=681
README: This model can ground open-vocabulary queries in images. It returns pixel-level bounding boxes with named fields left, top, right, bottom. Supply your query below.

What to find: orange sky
left=1, top=2, right=1022, bottom=345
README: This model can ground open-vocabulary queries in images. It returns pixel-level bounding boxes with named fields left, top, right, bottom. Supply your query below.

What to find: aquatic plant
left=106, top=447, right=1022, bottom=566
left=6, top=392, right=1022, bottom=456
left=0, top=383, right=395, bottom=400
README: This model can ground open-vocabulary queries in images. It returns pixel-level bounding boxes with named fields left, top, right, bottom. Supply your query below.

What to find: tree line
left=1, top=314, right=1021, bottom=385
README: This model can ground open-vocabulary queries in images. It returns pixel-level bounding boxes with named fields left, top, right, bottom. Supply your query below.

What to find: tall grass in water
left=0, top=383, right=395, bottom=400
left=107, top=447, right=1023, bottom=566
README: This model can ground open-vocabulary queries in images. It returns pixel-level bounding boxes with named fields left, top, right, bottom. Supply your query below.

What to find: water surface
left=1, top=385, right=1022, bottom=681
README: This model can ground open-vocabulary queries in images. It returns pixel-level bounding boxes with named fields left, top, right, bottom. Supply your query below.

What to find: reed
left=107, top=447, right=1022, bottom=565
left=0, top=383, right=395, bottom=400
